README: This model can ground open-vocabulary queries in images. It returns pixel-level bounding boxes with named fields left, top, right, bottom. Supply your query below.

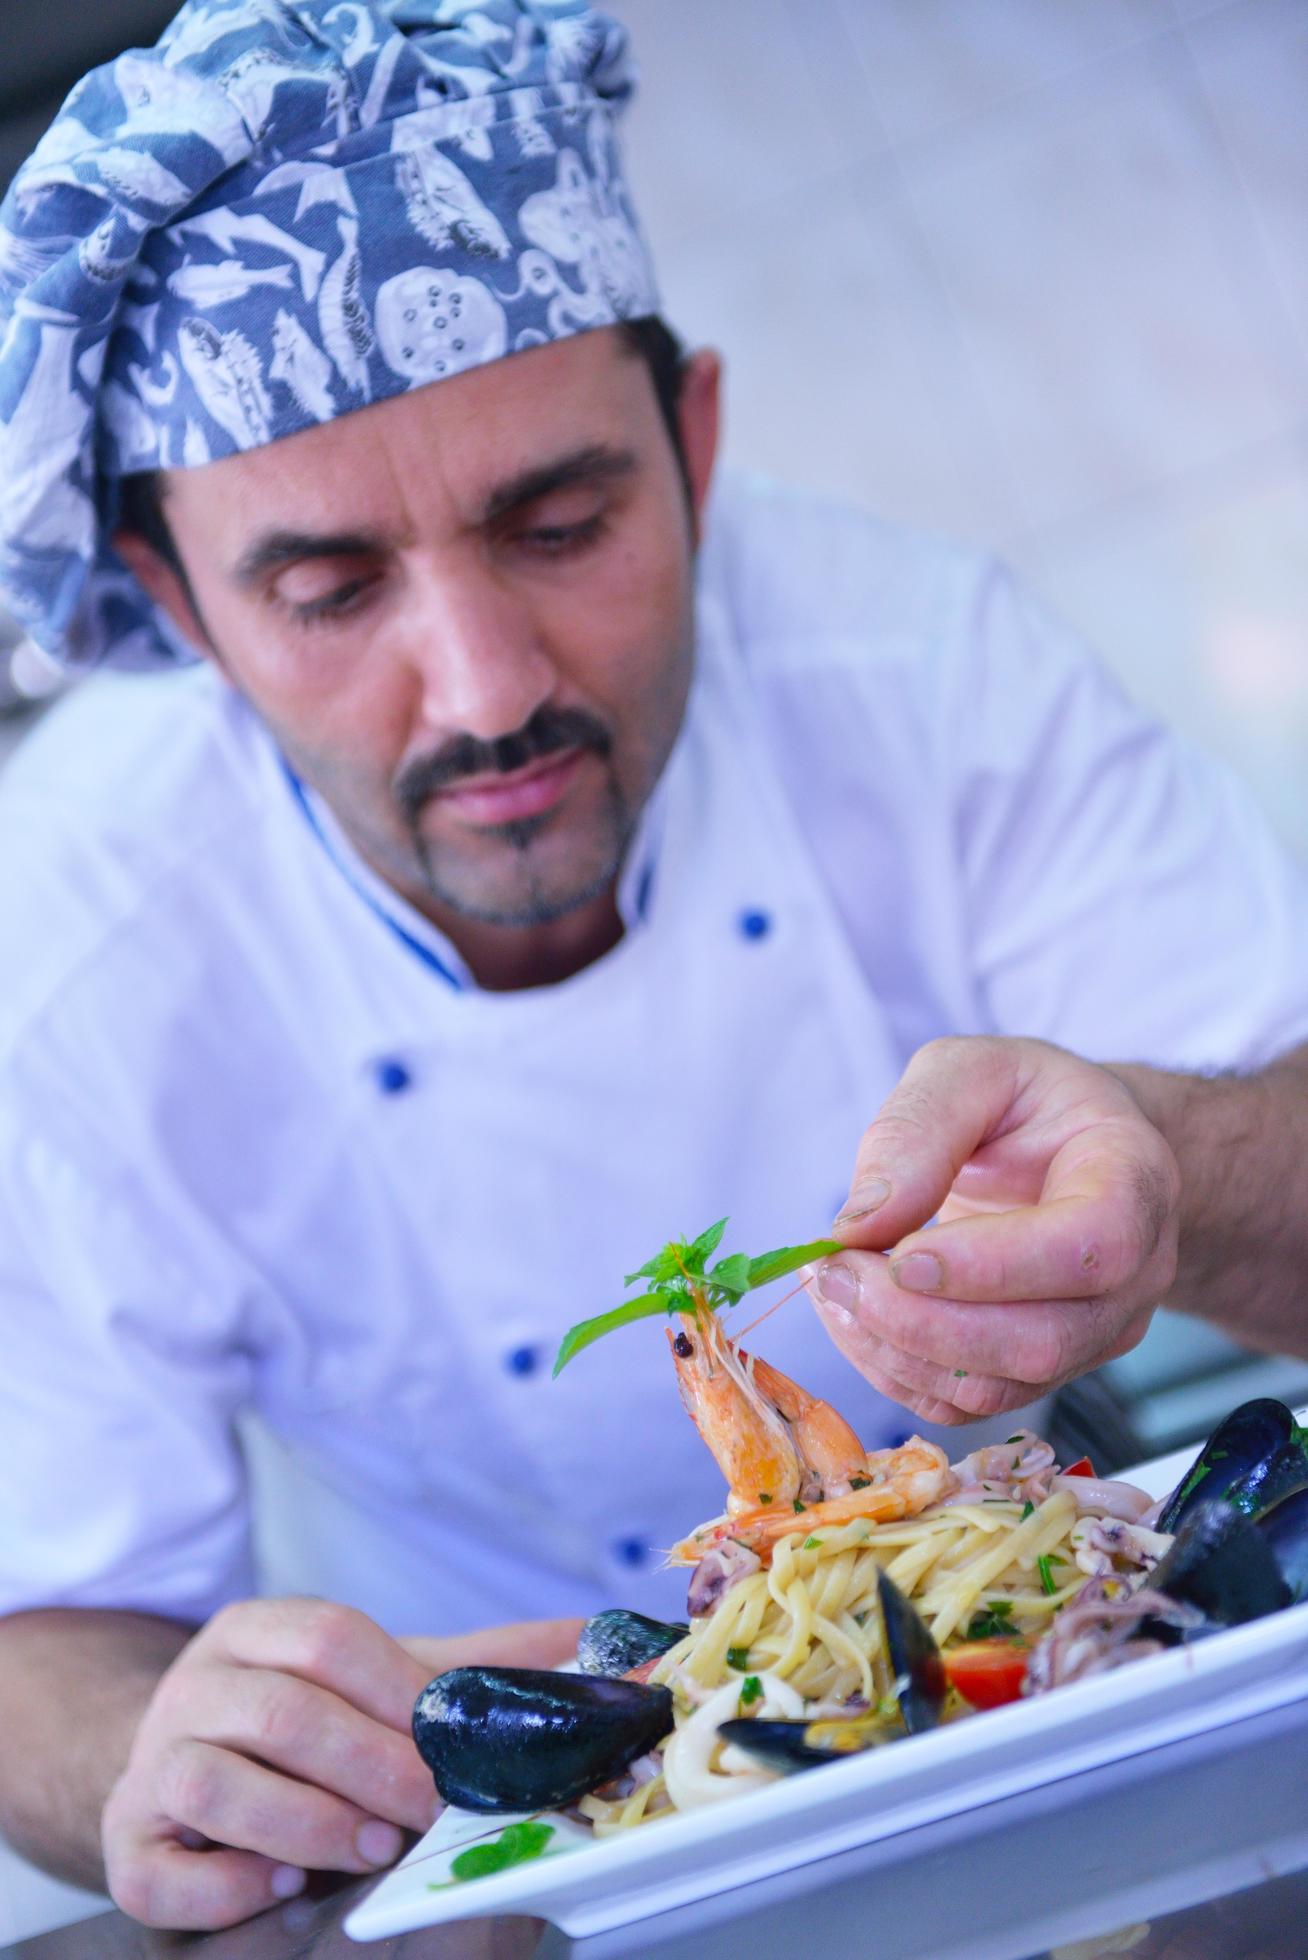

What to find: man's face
left=146, top=329, right=718, bottom=934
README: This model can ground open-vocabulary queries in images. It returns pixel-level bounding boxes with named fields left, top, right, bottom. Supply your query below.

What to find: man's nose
left=403, top=558, right=557, bottom=740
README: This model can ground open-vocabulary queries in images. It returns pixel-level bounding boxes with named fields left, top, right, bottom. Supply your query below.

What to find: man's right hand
left=810, top=1036, right=1182, bottom=1423
left=101, top=1597, right=580, bottom=1930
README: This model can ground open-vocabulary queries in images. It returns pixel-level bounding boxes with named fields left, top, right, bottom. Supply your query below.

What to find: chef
left=2, top=0, right=1307, bottom=1932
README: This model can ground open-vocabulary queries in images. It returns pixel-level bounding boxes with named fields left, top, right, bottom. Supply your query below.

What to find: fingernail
left=812, top=1260, right=861, bottom=1316
left=835, top=1178, right=891, bottom=1225
left=357, top=1820, right=404, bottom=1868
left=271, top=1865, right=307, bottom=1901
left=891, top=1250, right=944, bottom=1293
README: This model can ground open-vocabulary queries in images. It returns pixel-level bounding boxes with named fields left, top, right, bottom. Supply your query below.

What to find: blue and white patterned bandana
left=0, top=1, right=657, bottom=669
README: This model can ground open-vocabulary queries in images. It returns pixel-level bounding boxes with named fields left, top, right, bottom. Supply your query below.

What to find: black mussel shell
left=1258, top=1484, right=1308, bottom=1603
left=1149, top=1498, right=1291, bottom=1629
left=576, top=1609, right=688, bottom=1677
left=1156, top=1399, right=1303, bottom=1533
left=716, top=1716, right=875, bottom=1775
left=412, top=1667, right=673, bottom=1814
left=877, top=1569, right=945, bottom=1733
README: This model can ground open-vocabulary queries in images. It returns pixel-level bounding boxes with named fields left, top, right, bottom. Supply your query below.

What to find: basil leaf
left=746, top=1239, right=844, bottom=1289
left=687, top=1218, right=729, bottom=1271
left=447, top=1820, right=556, bottom=1884
left=553, top=1293, right=671, bottom=1376
left=624, top=1246, right=685, bottom=1286
left=707, top=1252, right=752, bottom=1300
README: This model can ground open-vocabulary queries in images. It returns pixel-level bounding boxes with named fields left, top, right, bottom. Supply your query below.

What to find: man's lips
left=428, top=747, right=587, bottom=826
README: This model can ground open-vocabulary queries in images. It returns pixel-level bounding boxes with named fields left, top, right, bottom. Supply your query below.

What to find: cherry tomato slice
left=944, top=1639, right=1030, bottom=1709
left=1062, top=1455, right=1096, bottom=1478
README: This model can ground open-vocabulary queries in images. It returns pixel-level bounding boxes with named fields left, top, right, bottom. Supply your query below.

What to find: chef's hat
left=0, top=1, right=657, bottom=669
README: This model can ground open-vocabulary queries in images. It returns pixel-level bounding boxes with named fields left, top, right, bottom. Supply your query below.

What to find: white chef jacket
left=3, top=475, right=1307, bottom=1636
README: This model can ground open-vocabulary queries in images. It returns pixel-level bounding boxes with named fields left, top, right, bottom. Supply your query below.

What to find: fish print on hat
left=0, top=0, right=657, bottom=672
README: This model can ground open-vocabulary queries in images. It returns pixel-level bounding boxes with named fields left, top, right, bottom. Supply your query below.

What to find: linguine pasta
left=579, top=1488, right=1094, bottom=1832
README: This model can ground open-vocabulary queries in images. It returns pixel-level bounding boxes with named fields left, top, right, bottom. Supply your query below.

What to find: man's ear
left=675, top=347, right=722, bottom=542
left=111, top=529, right=213, bottom=658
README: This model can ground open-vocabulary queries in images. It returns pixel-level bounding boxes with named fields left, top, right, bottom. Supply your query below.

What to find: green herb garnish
left=1037, top=1553, right=1058, bottom=1597
left=792, top=1498, right=807, bottom=1514
left=954, top=1369, right=968, bottom=1379
left=802, top=1535, right=823, bottom=1550
left=552, top=1220, right=843, bottom=1376
left=849, top=1475, right=871, bottom=1490
left=726, top=1646, right=750, bottom=1670
left=758, top=1492, right=774, bottom=1504
left=739, top=1675, right=763, bottom=1706
left=965, top=1601, right=1020, bottom=1641
left=1020, top=1500, right=1035, bottom=1520
left=439, top=1820, right=556, bottom=1886
left=1173, top=1460, right=1211, bottom=1506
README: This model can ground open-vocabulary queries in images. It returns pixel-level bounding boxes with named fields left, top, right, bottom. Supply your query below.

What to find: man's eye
left=286, top=577, right=375, bottom=624
left=518, top=513, right=607, bottom=558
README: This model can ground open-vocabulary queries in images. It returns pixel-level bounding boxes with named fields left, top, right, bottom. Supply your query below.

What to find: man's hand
left=808, top=1037, right=1181, bottom=1424
left=101, top=1598, right=580, bottom=1931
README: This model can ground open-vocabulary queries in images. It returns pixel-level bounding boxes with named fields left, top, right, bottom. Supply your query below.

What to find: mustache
left=394, top=704, right=613, bottom=825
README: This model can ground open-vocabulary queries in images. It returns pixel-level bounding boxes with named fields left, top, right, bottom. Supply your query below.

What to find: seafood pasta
left=412, top=1226, right=1308, bottom=1840
left=576, top=1307, right=1155, bottom=1829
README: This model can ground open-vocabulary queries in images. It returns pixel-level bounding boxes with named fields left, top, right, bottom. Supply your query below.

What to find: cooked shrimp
left=667, top=1308, right=949, bottom=1564
left=675, top=1439, right=951, bottom=1561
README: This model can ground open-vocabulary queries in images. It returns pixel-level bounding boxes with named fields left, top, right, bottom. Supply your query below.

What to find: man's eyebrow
left=233, top=529, right=388, bottom=587
left=481, top=444, right=638, bottom=524
left=230, top=446, right=636, bottom=583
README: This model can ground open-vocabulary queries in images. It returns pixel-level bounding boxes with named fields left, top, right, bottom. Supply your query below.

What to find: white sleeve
left=0, top=1081, right=255, bottom=1624
left=947, top=562, right=1308, bottom=1070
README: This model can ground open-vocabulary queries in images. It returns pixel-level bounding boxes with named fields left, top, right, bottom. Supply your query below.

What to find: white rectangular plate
left=345, top=1425, right=1308, bottom=1942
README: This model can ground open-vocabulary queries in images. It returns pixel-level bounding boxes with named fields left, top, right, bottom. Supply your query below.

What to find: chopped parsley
left=1006, top=1434, right=1024, bottom=1445
left=740, top=1675, right=763, bottom=1706
left=849, top=1475, right=871, bottom=1490
left=438, top=1820, right=555, bottom=1886
left=1037, top=1553, right=1058, bottom=1597
left=802, top=1535, right=823, bottom=1550
left=966, top=1601, right=1019, bottom=1641
left=792, top=1498, right=807, bottom=1514
left=852, top=1609, right=869, bottom=1627
left=1020, top=1500, right=1035, bottom=1520
left=1174, top=1460, right=1211, bottom=1506
left=953, top=1369, right=968, bottom=1379
left=758, top=1492, right=773, bottom=1505
left=726, top=1645, right=750, bottom=1671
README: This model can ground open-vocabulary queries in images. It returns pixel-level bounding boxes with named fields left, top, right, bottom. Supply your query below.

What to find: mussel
left=717, top=1713, right=887, bottom=1775
left=576, top=1608, right=688, bottom=1677
left=412, top=1666, right=673, bottom=1814
left=878, top=1569, right=945, bottom=1733
left=1147, top=1498, right=1290, bottom=1631
left=1258, top=1485, right=1308, bottom=1602
left=1156, top=1399, right=1308, bottom=1533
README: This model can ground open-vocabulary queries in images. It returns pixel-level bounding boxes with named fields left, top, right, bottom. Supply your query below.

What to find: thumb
left=399, top=1618, right=585, bottom=1679
left=834, top=1037, right=1028, bottom=1249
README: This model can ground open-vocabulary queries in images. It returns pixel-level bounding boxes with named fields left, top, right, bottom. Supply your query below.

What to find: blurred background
left=3, top=1, right=1308, bottom=1440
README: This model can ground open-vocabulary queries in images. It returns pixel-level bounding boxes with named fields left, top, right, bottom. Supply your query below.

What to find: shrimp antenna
left=735, top=1272, right=813, bottom=1341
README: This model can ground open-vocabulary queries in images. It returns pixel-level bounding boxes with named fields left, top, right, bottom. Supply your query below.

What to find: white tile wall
left=609, top=0, right=1308, bottom=850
